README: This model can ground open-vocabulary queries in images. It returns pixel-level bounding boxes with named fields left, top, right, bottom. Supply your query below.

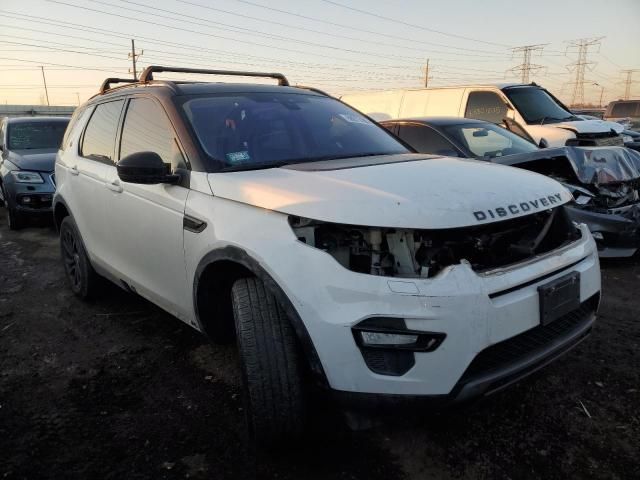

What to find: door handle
left=106, top=179, right=123, bottom=193
left=69, top=165, right=79, bottom=176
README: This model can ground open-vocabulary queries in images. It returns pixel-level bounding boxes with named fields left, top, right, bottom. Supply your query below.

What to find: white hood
left=208, top=154, right=573, bottom=229
left=555, top=119, right=624, bottom=134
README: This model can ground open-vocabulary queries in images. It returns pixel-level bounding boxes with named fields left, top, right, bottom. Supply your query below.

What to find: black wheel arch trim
left=193, top=245, right=329, bottom=388
left=52, top=194, right=72, bottom=231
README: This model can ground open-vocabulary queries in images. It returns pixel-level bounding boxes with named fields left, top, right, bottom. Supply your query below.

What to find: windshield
left=7, top=121, right=69, bottom=150
left=504, top=87, right=575, bottom=124
left=443, top=122, right=539, bottom=159
left=182, top=92, right=408, bottom=170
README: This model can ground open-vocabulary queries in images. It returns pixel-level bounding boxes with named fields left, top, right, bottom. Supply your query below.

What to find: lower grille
left=461, top=294, right=598, bottom=382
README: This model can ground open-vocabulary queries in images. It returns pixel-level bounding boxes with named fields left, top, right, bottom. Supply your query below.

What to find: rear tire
left=60, top=216, right=98, bottom=299
left=231, top=277, right=307, bottom=445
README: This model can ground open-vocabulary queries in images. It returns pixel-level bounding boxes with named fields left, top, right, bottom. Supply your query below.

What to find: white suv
left=54, top=66, right=601, bottom=442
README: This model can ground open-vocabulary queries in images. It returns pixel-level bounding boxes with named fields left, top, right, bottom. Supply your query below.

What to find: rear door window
left=81, top=100, right=124, bottom=163
left=465, top=91, right=508, bottom=124
left=397, top=124, right=459, bottom=156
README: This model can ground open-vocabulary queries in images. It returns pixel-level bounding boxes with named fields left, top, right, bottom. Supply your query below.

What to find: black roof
left=172, top=82, right=323, bottom=96
left=380, top=116, right=488, bottom=127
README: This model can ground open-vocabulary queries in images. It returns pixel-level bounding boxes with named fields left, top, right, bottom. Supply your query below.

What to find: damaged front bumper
left=566, top=203, right=640, bottom=258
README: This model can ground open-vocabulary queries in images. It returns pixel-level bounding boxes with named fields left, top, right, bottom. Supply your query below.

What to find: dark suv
left=0, top=116, right=70, bottom=229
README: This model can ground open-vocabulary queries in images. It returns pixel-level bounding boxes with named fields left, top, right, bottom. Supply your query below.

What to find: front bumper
left=332, top=296, right=596, bottom=410
left=271, top=223, right=601, bottom=397
left=566, top=204, right=640, bottom=258
left=3, top=172, right=55, bottom=214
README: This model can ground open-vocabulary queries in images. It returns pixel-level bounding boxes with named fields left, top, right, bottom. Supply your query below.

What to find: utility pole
left=621, top=69, right=639, bottom=100
left=508, top=44, right=547, bottom=83
left=565, top=37, right=603, bottom=107
left=75, top=92, right=81, bottom=106
left=592, top=83, right=604, bottom=108
left=128, top=39, right=143, bottom=80
left=40, top=66, right=50, bottom=106
left=424, top=59, right=430, bottom=88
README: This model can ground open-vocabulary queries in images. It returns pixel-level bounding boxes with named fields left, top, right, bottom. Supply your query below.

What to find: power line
left=565, top=37, right=604, bottom=107
left=508, top=44, right=547, bottom=83
left=175, top=0, right=508, bottom=56
left=317, top=0, right=511, bottom=48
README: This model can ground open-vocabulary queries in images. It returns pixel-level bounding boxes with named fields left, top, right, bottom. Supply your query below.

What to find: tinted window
left=504, top=87, right=574, bottom=124
left=7, top=121, right=69, bottom=150
left=397, top=124, right=459, bottom=156
left=120, top=98, right=185, bottom=170
left=182, top=92, right=407, bottom=170
left=443, top=122, right=538, bottom=159
left=610, top=102, right=640, bottom=117
left=465, top=91, right=508, bottom=124
left=81, top=100, right=124, bottom=162
left=61, top=108, right=85, bottom=151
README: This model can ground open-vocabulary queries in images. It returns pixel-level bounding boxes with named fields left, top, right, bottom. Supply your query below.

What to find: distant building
left=0, top=104, right=75, bottom=117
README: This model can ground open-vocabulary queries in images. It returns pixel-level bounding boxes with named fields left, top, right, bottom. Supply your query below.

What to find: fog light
left=360, top=331, right=419, bottom=346
left=21, top=196, right=32, bottom=204
left=592, top=231, right=604, bottom=241
left=352, top=317, right=446, bottom=352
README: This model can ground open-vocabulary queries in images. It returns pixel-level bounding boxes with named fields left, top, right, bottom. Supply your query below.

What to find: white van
left=341, top=83, right=624, bottom=148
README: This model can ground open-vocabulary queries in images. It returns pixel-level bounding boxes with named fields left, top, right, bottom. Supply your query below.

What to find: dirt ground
left=1, top=215, right=638, bottom=480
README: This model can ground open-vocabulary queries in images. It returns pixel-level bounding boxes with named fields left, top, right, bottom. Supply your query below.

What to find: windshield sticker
left=226, top=151, right=251, bottom=164
left=338, top=113, right=371, bottom=125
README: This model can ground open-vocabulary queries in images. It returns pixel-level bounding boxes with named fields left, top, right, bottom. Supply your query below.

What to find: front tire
left=1, top=184, right=23, bottom=230
left=60, top=216, right=98, bottom=299
left=231, top=277, right=307, bottom=445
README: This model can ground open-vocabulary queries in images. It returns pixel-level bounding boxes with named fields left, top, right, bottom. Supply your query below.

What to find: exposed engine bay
left=494, top=146, right=640, bottom=257
left=289, top=207, right=579, bottom=278
left=497, top=146, right=640, bottom=212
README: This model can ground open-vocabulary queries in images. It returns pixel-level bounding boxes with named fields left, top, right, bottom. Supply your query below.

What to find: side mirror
left=117, top=151, right=179, bottom=184
left=538, top=138, right=549, bottom=149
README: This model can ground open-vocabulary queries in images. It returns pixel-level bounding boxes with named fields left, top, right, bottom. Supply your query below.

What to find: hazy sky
left=1, top=0, right=639, bottom=106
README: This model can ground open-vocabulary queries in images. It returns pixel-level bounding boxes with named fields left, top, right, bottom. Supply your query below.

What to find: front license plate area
left=538, top=272, right=580, bottom=325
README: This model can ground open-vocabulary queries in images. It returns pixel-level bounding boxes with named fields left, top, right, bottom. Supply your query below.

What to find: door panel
left=72, top=100, right=124, bottom=265
left=103, top=96, right=190, bottom=320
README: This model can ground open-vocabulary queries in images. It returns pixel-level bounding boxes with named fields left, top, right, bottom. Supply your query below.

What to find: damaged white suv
left=54, top=66, right=601, bottom=442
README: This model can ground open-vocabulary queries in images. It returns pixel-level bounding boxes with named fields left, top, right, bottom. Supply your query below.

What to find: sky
left=0, top=0, right=639, bottom=106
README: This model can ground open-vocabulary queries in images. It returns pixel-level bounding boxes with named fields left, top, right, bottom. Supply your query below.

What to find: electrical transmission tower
left=621, top=69, right=640, bottom=100
left=565, top=37, right=603, bottom=107
left=508, top=44, right=547, bottom=83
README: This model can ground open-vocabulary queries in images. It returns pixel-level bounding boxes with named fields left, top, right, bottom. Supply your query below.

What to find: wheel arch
left=53, top=195, right=71, bottom=232
left=193, top=245, right=328, bottom=388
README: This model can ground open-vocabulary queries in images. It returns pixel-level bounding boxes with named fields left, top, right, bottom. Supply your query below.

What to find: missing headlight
left=289, top=207, right=579, bottom=278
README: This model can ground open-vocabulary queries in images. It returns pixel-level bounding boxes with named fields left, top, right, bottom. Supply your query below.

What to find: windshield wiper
left=220, top=159, right=305, bottom=172
left=219, top=152, right=398, bottom=172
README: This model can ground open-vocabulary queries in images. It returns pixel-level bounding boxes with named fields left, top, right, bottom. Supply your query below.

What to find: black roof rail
left=139, top=66, right=290, bottom=86
left=99, top=77, right=138, bottom=94
left=295, top=85, right=331, bottom=97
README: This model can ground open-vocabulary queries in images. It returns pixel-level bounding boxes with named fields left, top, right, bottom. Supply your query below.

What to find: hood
left=555, top=119, right=624, bottom=135
left=208, top=154, right=572, bottom=229
left=6, top=148, right=58, bottom=172
left=495, top=147, right=640, bottom=186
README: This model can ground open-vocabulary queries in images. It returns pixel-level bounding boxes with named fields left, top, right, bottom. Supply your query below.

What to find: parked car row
left=0, top=67, right=636, bottom=445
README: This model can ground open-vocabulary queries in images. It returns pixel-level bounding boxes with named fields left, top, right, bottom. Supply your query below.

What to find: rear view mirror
left=473, top=129, right=489, bottom=137
left=117, top=151, right=179, bottom=184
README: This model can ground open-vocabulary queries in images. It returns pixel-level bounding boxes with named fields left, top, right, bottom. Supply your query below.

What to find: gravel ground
left=1, top=214, right=638, bottom=479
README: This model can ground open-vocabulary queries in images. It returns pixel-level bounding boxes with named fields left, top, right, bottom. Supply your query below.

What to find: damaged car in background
left=383, top=117, right=640, bottom=257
